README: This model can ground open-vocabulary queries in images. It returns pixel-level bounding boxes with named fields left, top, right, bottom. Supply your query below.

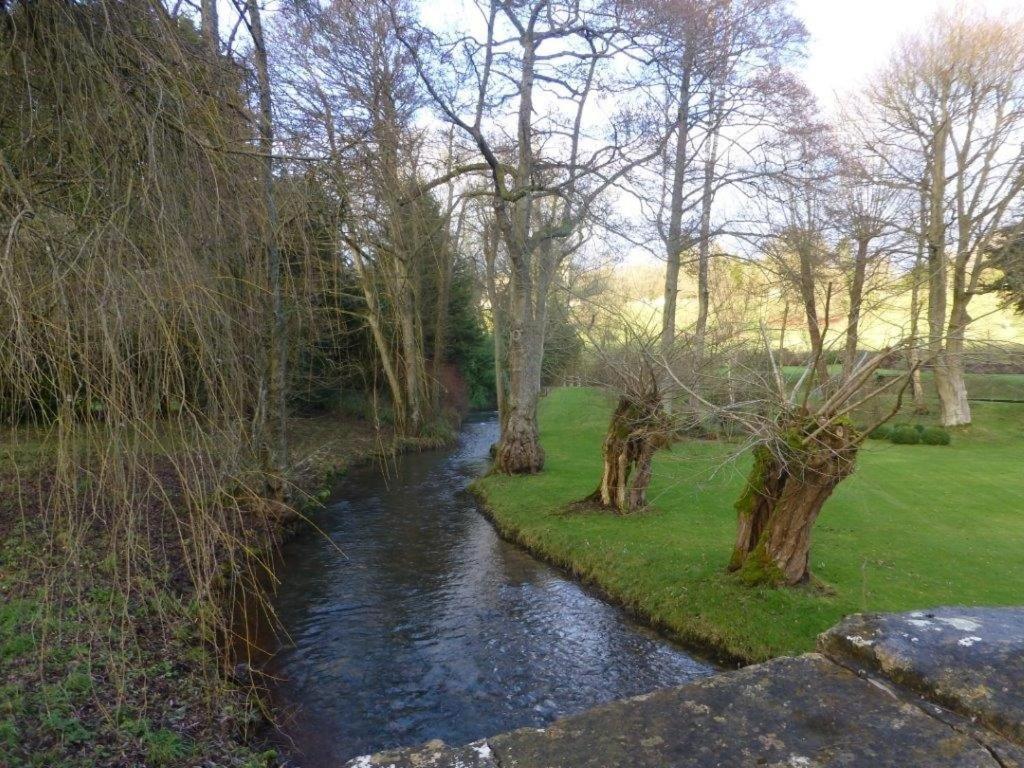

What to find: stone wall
left=345, top=607, right=1024, bottom=768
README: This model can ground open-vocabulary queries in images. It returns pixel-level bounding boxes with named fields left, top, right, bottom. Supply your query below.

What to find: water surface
left=266, top=414, right=715, bottom=765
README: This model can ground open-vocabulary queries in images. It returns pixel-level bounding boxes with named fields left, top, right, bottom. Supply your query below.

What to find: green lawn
left=475, top=382, right=1024, bottom=663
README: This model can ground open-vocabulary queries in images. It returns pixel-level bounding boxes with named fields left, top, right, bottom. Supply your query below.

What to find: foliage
left=986, top=225, right=1024, bottom=315
left=920, top=426, right=952, bottom=446
left=890, top=425, right=922, bottom=444
left=542, top=295, right=585, bottom=386
left=867, top=424, right=892, bottom=440
left=445, top=262, right=496, bottom=410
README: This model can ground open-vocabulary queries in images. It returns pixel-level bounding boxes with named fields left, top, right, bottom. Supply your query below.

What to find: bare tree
left=639, top=0, right=805, bottom=361
left=831, top=155, right=904, bottom=382
left=399, top=0, right=673, bottom=473
left=272, top=0, right=458, bottom=435
left=755, top=104, right=840, bottom=389
left=860, top=10, right=1024, bottom=426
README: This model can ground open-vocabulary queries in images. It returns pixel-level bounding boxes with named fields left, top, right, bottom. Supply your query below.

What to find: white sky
left=795, top=0, right=1024, bottom=112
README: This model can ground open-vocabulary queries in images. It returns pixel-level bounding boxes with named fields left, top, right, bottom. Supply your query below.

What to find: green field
left=475, top=382, right=1024, bottom=663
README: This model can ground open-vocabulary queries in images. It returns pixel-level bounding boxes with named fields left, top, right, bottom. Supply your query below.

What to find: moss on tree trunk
left=730, top=420, right=859, bottom=586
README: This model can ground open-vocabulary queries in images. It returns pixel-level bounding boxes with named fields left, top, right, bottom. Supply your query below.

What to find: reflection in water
left=266, top=414, right=715, bottom=766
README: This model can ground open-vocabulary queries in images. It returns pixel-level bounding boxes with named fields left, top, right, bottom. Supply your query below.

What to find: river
left=264, top=413, right=715, bottom=766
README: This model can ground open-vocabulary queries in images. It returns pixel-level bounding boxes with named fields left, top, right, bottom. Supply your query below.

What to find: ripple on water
left=265, top=414, right=716, bottom=767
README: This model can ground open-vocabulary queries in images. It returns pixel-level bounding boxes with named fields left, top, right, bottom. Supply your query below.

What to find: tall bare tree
left=832, top=156, right=903, bottom=382
left=861, top=10, right=1024, bottom=425
left=272, top=0, right=456, bottom=435
left=399, top=0, right=672, bottom=473
left=640, top=0, right=805, bottom=359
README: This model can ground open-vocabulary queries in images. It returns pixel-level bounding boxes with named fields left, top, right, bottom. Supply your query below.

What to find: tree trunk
left=492, top=35, right=545, bottom=474
left=482, top=221, right=508, bottom=425
left=934, top=352, right=970, bottom=426
left=935, top=308, right=971, bottom=426
left=660, top=51, right=694, bottom=356
left=694, top=97, right=720, bottom=363
left=729, top=446, right=785, bottom=571
left=392, top=248, right=425, bottom=434
left=926, top=114, right=957, bottom=424
left=200, top=0, right=219, bottom=59
left=248, top=0, right=287, bottom=501
left=730, top=425, right=858, bottom=586
left=908, top=215, right=929, bottom=414
left=349, top=244, right=407, bottom=429
left=939, top=263, right=973, bottom=426
left=842, top=237, right=869, bottom=381
left=493, top=257, right=544, bottom=474
left=586, top=396, right=661, bottom=513
left=798, top=246, right=829, bottom=387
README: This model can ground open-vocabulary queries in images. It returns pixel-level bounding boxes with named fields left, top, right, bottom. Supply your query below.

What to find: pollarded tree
left=581, top=330, right=675, bottom=514
left=724, top=344, right=917, bottom=586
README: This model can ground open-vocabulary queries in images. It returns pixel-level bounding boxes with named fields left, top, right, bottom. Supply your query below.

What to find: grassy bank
left=475, top=384, right=1024, bottom=663
left=0, top=412, right=440, bottom=768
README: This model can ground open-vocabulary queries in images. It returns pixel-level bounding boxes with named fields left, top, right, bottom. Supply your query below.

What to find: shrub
left=914, top=424, right=926, bottom=433
left=890, top=425, right=921, bottom=444
left=867, top=424, right=891, bottom=440
left=921, top=426, right=952, bottom=445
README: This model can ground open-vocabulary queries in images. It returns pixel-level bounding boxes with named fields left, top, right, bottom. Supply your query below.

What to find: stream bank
left=261, top=413, right=716, bottom=766
left=0, top=411, right=446, bottom=768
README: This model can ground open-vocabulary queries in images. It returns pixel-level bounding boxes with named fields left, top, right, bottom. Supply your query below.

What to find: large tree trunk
left=926, top=114, right=962, bottom=425
left=493, top=36, right=545, bottom=474
left=935, top=308, right=971, bottom=426
left=728, top=446, right=786, bottom=571
left=493, top=258, right=544, bottom=474
left=842, top=237, right=869, bottom=381
left=482, top=221, right=508, bottom=425
left=938, top=264, right=973, bottom=426
left=248, top=0, right=287, bottom=501
left=908, top=220, right=929, bottom=414
left=730, top=424, right=858, bottom=586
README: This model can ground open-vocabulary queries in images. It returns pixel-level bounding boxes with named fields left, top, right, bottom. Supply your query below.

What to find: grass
left=474, top=380, right=1024, bottom=663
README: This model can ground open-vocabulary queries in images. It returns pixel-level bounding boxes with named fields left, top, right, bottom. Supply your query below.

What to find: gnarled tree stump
left=585, top=394, right=669, bottom=514
left=730, top=419, right=859, bottom=585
